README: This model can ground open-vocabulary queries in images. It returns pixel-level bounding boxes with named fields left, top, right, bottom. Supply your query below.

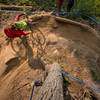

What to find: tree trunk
left=35, top=63, right=64, bottom=100
left=0, top=5, right=32, bottom=10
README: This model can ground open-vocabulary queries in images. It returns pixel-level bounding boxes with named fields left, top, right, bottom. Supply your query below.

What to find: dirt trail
left=0, top=14, right=100, bottom=100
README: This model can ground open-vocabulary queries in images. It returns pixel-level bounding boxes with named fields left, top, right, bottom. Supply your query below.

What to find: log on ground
left=0, top=5, right=32, bottom=10
left=35, top=63, right=64, bottom=100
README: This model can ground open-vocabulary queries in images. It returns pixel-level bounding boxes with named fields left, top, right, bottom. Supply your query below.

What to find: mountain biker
left=58, top=0, right=64, bottom=12
left=67, top=0, right=74, bottom=12
left=4, top=13, right=31, bottom=38
left=58, top=0, right=74, bottom=12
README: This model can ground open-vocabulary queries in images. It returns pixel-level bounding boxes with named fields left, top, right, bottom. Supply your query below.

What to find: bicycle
left=10, top=14, right=46, bottom=59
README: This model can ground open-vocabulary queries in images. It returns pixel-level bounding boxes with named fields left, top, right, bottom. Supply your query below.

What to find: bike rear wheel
left=11, top=37, right=27, bottom=58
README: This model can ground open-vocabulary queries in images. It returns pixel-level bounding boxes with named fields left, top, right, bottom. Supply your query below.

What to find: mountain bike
left=10, top=14, right=46, bottom=59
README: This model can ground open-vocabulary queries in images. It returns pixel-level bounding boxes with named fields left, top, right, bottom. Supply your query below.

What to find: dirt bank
left=0, top=14, right=100, bottom=100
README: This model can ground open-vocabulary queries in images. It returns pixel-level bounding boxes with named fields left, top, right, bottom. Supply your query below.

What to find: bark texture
left=35, top=63, right=64, bottom=100
left=0, top=5, right=32, bottom=10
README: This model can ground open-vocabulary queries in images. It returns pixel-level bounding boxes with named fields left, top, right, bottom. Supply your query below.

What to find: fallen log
left=0, top=5, right=32, bottom=10
left=35, top=63, right=64, bottom=100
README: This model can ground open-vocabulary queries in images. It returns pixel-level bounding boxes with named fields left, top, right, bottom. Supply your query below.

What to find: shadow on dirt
left=4, top=57, right=21, bottom=75
left=21, top=36, right=45, bottom=70
left=3, top=36, right=45, bottom=75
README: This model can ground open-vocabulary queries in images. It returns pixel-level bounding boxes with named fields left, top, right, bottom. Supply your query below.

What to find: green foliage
left=22, top=4, right=30, bottom=12
left=64, top=77, right=70, bottom=87
left=1, top=13, right=9, bottom=19
left=72, top=0, right=95, bottom=16
left=0, top=0, right=36, bottom=6
left=19, top=0, right=28, bottom=4
left=87, top=93, right=92, bottom=99
left=95, top=0, right=100, bottom=16
left=91, top=67, right=100, bottom=81
left=0, top=0, right=100, bottom=19
left=96, top=17, right=100, bottom=21
left=76, top=17, right=83, bottom=22
left=18, top=0, right=36, bottom=6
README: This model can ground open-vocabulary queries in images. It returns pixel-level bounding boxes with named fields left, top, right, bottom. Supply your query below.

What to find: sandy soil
left=0, top=14, right=100, bottom=100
